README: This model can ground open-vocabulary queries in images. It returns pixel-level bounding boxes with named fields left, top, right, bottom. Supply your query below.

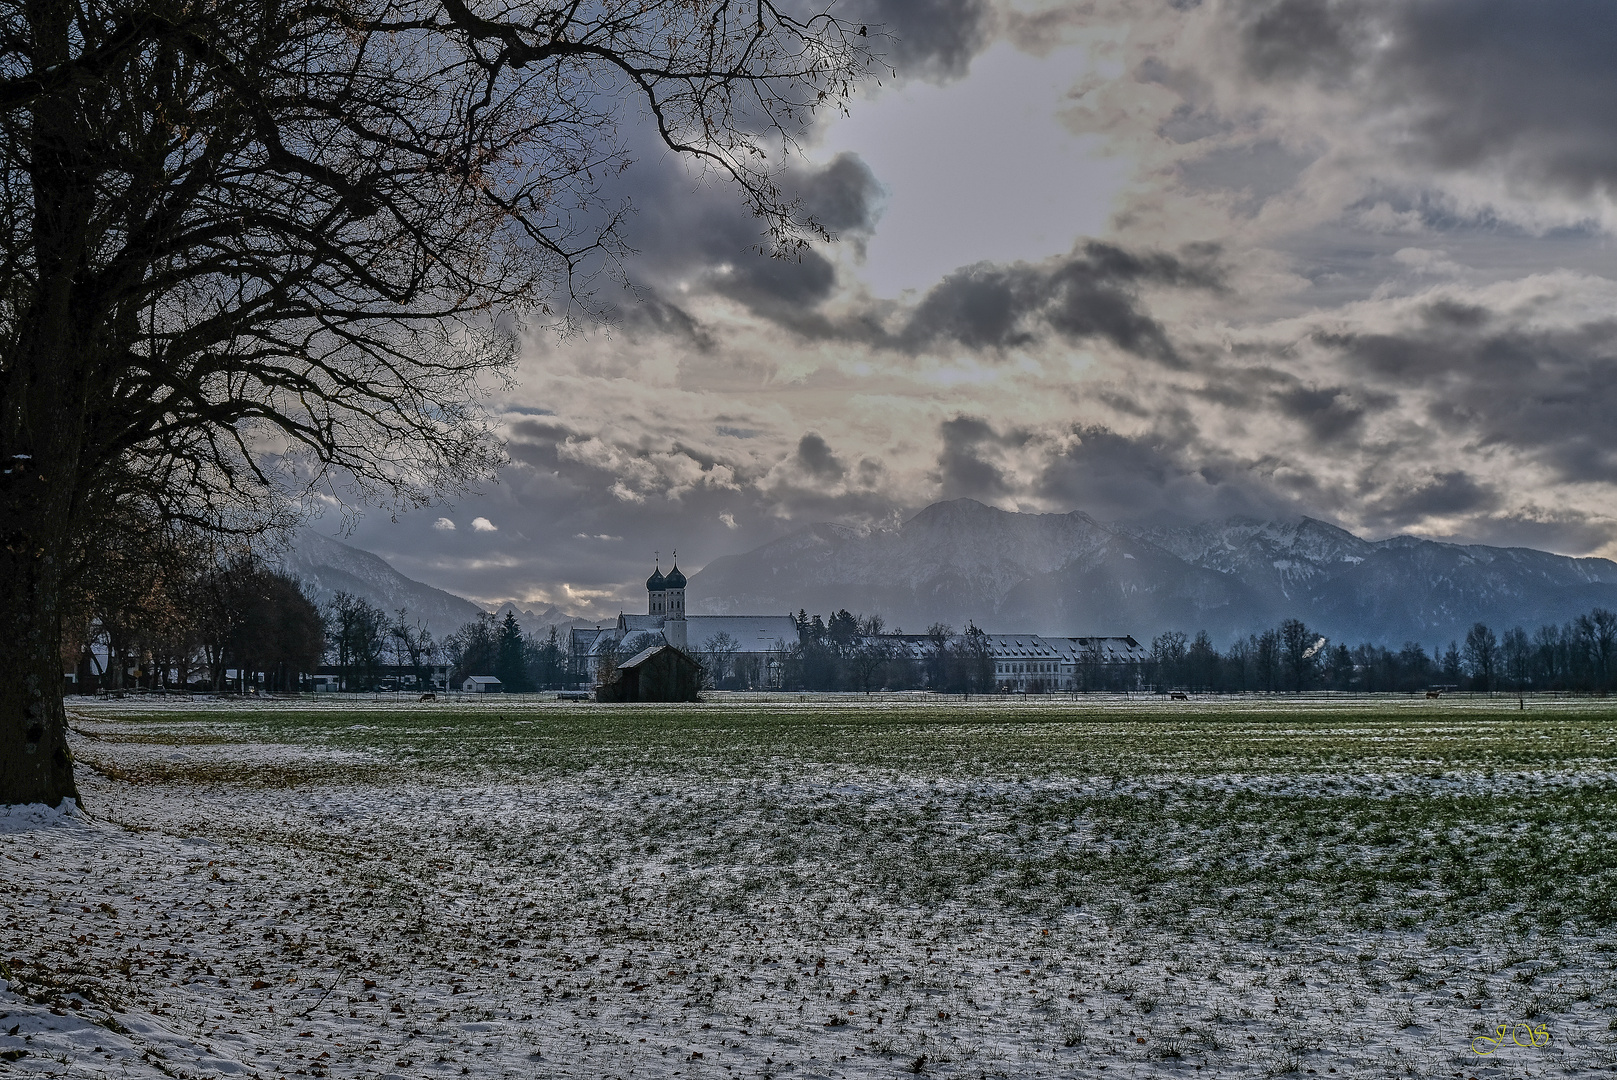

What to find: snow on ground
left=3, top=696, right=1617, bottom=1078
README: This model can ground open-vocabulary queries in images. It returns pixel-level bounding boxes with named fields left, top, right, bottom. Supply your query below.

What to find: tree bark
left=0, top=515, right=80, bottom=806
left=0, top=0, right=96, bottom=806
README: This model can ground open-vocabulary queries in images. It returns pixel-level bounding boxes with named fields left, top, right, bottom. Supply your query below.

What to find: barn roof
left=618, top=644, right=701, bottom=670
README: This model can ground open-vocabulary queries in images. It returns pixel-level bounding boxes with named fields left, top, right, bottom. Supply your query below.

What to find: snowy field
left=4, top=696, right=1617, bottom=1079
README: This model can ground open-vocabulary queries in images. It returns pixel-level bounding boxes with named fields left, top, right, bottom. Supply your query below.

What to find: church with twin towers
left=568, top=554, right=798, bottom=687
left=569, top=551, right=1151, bottom=693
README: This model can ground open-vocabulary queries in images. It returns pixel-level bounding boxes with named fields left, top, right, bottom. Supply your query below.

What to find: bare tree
left=1502, top=625, right=1532, bottom=696
left=1280, top=618, right=1317, bottom=692
left=0, top=1, right=874, bottom=804
left=700, top=631, right=740, bottom=690
left=325, top=591, right=389, bottom=691
left=390, top=610, right=440, bottom=692
left=1463, top=622, right=1499, bottom=693
left=846, top=635, right=890, bottom=696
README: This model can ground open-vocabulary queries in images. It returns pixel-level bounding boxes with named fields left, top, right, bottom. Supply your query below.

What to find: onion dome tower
left=646, top=561, right=668, bottom=616
left=663, top=560, right=687, bottom=618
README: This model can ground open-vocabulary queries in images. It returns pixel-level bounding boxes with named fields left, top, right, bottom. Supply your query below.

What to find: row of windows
left=998, top=662, right=1061, bottom=674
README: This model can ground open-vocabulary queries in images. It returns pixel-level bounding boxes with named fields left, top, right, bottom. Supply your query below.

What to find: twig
left=298, top=965, right=349, bottom=1019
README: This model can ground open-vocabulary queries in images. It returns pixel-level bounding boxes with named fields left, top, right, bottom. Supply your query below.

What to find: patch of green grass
left=70, top=698, right=1617, bottom=938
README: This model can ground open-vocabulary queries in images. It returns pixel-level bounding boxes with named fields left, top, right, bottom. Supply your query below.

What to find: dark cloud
left=1311, top=312, right=1617, bottom=485
left=797, top=151, right=886, bottom=239
left=934, top=416, right=1018, bottom=500
left=1364, top=471, right=1500, bottom=528
left=1392, top=0, right=1617, bottom=197
left=795, top=433, right=846, bottom=481
left=1275, top=385, right=1379, bottom=445
left=1237, top=0, right=1360, bottom=83
left=1237, top=0, right=1617, bottom=197
left=587, top=135, right=886, bottom=332
left=613, top=292, right=715, bottom=351
left=898, top=242, right=1223, bottom=361
left=841, top=0, right=995, bottom=81
left=1034, top=424, right=1298, bottom=524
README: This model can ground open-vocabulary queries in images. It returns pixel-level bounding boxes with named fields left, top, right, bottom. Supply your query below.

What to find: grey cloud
left=1035, top=424, right=1304, bottom=525
left=1424, top=510, right=1615, bottom=556
left=1364, top=471, right=1500, bottom=528
left=934, top=416, right=1018, bottom=500
left=841, top=0, right=995, bottom=81
left=897, top=242, right=1224, bottom=361
left=1421, top=299, right=1491, bottom=330
left=1274, top=385, right=1382, bottom=445
left=1178, top=140, right=1315, bottom=214
left=795, top=433, right=847, bottom=481
left=1157, top=103, right=1234, bottom=145
left=488, top=419, right=901, bottom=611
left=1308, top=309, right=1617, bottom=487
left=1236, top=0, right=1617, bottom=198
left=1237, top=0, right=1360, bottom=83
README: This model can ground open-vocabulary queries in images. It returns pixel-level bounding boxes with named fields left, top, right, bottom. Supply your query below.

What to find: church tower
left=645, top=553, right=688, bottom=649
left=663, top=559, right=687, bottom=618
left=646, top=561, right=667, bottom=616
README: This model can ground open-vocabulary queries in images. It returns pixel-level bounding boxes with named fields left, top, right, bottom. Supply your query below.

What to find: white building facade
left=570, top=559, right=796, bottom=689
left=986, top=634, right=1149, bottom=693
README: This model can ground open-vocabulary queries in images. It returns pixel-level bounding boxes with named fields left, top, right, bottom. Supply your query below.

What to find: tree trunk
left=0, top=463, right=82, bottom=807
left=0, top=0, right=99, bottom=806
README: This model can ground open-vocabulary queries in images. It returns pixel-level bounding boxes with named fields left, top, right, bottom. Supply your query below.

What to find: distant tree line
left=683, top=606, right=1617, bottom=697
left=444, top=611, right=569, bottom=692
left=321, top=603, right=570, bottom=693
left=1145, top=610, right=1617, bottom=694
left=733, top=610, right=995, bottom=694
left=65, top=531, right=323, bottom=693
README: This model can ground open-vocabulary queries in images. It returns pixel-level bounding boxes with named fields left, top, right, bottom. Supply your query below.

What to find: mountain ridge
left=689, top=499, right=1617, bottom=645
left=281, top=531, right=590, bottom=641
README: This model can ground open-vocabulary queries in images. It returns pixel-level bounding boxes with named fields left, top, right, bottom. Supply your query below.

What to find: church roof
left=646, top=566, right=667, bottom=591
left=663, top=563, right=687, bottom=589
left=683, top=614, right=797, bottom=651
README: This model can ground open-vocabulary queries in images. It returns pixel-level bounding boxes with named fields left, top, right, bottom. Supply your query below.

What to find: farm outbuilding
left=595, top=644, right=703, bottom=703
left=463, top=675, right=502, bottom=693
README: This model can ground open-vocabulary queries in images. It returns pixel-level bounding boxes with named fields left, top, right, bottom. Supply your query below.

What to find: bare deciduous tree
left=0, top=0, right=873, bottom=804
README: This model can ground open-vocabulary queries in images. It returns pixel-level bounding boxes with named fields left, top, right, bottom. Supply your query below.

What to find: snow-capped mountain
left=280, top=531, right=487, bottom=636
left=689, top=499, right=1617, bottom=646
left=282, top=531, right=592, bottom=641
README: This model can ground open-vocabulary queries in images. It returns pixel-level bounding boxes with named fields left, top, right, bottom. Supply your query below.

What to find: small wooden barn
left=595, top=644, right=703, bottom=703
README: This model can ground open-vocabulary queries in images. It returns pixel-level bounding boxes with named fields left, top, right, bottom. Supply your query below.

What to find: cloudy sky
left=327, top=0, right=1617, bottom=616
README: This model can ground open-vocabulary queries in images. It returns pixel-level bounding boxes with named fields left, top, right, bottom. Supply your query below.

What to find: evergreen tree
left=496, top=611, right=529, bottom=692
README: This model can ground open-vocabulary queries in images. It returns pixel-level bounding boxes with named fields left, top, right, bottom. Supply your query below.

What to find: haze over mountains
left=283, top=501, right=1617, bottom=651
left=281, top=532, right=587, bottom=640
left=689, top=500, right=1617, bottom=648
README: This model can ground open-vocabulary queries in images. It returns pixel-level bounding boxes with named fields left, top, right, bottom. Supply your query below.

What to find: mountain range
left=689, top=499, right=1617, bottom=647
left=281, top=531, right=587, bottom=641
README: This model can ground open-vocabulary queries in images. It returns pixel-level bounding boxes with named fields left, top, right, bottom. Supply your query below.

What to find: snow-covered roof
left=618, top=644, right=699, bottom=670
left=684, top=615, right=798, bottom=652
left=619, top=614, right=661, bottom=632
left=859, top=634, right=1147, bottom=662
left=463, top=675, right=502, bottom=686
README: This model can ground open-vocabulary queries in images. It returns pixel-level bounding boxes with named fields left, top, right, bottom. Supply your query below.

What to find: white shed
left=463, top=675, right=502, bottom=693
